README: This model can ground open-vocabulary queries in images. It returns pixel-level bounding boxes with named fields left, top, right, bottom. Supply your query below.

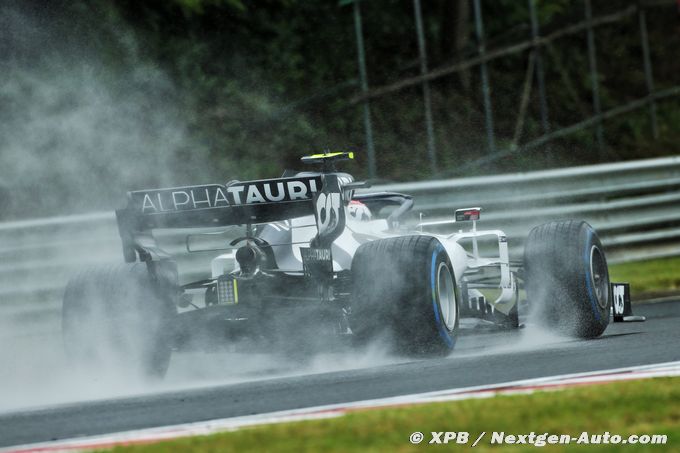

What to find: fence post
left=585, top=0, right=605, bottom=157
left=638, top=7, right=659, bottom=140
left=413, top=0, right=438, bottom=175
left=352, top=0, right=377, bottom=179
left=528, top=0, right=550, bottom=136
left=472, top=0, right=496, bottom=154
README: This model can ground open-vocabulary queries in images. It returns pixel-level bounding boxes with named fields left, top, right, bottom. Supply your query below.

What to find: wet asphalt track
left=0, top=300, right=678, bottom=448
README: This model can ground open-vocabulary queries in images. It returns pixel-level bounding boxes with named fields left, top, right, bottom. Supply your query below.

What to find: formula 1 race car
left=62, top=152, right=635, bottom=379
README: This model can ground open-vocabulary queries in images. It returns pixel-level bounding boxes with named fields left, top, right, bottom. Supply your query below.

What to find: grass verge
left=109, top=377, right=679, bottom=452
left=609, top=256, right=680, bottom=298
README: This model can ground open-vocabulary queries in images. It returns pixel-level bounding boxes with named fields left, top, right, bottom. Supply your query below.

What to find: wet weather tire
left=62, top=262, right=178, bottom=379
left=351, top=236, right=459, bottom=356
left=523, top=220, right=610, bottom=338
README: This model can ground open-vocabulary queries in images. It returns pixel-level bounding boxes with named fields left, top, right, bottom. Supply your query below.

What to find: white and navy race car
left=62, top=152, right=635, bottom=379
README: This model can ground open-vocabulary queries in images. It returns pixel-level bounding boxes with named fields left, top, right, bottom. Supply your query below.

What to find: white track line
left=4, top=360, right=680, bottom=453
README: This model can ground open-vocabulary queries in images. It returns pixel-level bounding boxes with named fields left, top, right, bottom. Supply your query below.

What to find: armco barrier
left=2, top=155, right=680, bottom=336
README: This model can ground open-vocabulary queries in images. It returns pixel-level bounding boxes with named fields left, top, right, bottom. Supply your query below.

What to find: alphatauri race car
left=62, top=152, right=638, bottom=379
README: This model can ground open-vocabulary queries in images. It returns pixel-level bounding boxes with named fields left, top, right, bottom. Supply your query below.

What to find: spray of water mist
left=0, top=1, right=220, bottom=412
left=0, top=2, right=209, bottom=218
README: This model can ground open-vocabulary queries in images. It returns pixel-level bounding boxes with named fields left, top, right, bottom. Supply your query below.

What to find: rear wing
left=116, top=175, right=322, bottom=262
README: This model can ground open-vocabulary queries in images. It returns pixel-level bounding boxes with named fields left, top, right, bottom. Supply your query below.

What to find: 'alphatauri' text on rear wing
left=116, top=175, right=324, bottom=262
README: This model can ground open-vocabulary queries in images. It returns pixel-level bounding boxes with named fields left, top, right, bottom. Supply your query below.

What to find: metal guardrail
left=2, top=155, right=680, bottom=336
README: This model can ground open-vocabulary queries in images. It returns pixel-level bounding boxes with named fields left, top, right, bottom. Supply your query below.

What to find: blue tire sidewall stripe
left=431, top=243, right=455, bottom=348
left=583, top=228, right=604, bottom=324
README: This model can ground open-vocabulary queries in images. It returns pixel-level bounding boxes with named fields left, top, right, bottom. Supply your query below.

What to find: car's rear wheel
left=523, top=220, right=610, bottom=338
left=62, top=262, right=178, bottom=379
left=351, top=236, right=459, bottom=356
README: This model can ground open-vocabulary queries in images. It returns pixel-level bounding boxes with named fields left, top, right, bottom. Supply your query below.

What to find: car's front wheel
left=523, top=220, right=610, bottom=338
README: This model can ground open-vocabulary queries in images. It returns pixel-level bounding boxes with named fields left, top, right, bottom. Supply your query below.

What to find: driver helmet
left=347, top=200, right=372, bottom=221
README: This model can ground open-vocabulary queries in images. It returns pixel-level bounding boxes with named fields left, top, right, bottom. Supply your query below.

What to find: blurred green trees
left=11, top=0, right=680, bottom=185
